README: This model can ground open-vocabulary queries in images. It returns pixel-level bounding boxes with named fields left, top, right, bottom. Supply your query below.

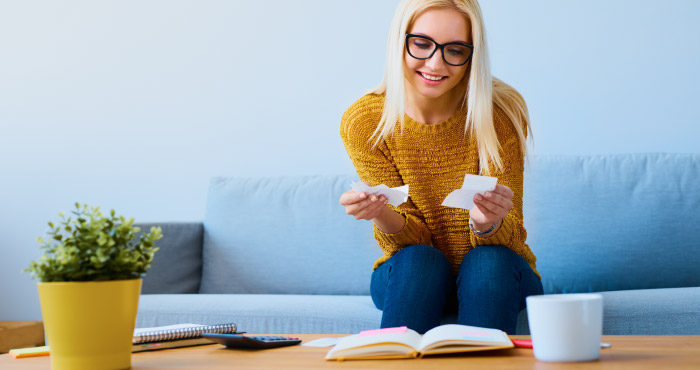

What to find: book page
left=419, top=324, right=512, bottom=354
left=325, top=328, right=422, bottom=360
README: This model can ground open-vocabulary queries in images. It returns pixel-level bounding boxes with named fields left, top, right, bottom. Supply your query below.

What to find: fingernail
left=485, top=192, right=492, bottom=198
left=359, top=193, right=366, bottom=199
left=475, top=194, right=483, bottom=201
left=371, top=195, right=377, bottom=201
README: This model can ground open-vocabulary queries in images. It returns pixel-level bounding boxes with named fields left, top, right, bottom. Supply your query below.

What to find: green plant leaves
left=23, top=203, right=162, bottom=282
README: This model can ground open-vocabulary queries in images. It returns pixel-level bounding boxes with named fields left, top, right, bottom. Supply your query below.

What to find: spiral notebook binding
left=133, top=323, right=238, bottom=344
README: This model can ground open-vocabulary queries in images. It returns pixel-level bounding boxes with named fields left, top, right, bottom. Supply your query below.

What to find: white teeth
left=420, top=72, right=444, bottom=81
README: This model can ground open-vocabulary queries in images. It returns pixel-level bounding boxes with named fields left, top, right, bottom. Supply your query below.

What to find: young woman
left=339, top=0, right=542, bottom=334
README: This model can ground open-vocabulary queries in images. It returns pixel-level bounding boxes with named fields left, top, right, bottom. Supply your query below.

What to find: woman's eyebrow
left=410, top=32, right=468, bottom=44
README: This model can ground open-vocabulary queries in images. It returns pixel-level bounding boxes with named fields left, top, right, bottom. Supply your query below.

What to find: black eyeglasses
left=405, top=34, right=474, bottom=66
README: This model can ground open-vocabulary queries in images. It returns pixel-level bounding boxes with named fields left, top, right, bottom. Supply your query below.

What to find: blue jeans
left=370, top=244, right=543, bottom=334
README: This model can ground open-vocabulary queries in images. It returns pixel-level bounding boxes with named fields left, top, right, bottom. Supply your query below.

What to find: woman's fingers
left=472, top=184, right=514, bottom=216
left=354, top=196, right=387, bottom=220
left=339, top=190, right=366, bottom=206
left=356, top=196, right=388, bottom=220
left=483, top=191, right=513, bottom=212
left=494, top=184, right=514, bottom=198
left=345, top=198, right=371, bottom=215
left=472, top=201, right=500, bottom=220
left=474, top=193, right=508, bottom=218
left=343, top=192, right=388, bottom=220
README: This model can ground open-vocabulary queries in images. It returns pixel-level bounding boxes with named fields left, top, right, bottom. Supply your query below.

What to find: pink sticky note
left=358, top=326, right=408, bottom=337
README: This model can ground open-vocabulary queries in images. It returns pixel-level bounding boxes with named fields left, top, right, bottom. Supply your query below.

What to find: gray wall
left=1, top=0, right=699, bottom=319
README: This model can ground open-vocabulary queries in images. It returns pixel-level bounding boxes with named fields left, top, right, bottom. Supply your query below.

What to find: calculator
left=202, top=333, right=302, bottom=349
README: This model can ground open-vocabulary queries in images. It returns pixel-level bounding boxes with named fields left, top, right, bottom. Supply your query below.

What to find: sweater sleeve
left=340, top=97, right=432, bottom=259
left=469, top=106, right=537, bottom=272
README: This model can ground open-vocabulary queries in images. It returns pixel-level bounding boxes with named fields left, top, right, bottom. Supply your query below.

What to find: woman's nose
left=425, top=49, right=446, bottom=69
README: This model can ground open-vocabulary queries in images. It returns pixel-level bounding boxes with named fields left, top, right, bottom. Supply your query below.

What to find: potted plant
left=24, top=203, right=162, bottom=370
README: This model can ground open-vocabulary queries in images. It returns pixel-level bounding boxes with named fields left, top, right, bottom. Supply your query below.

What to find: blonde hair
left=371, top=0, right=531, bottom=174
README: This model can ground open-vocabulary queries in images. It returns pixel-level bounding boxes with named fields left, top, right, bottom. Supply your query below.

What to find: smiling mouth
left=418, top=72, right=447, bottom=81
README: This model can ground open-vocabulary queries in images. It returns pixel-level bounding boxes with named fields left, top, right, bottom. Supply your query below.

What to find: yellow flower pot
left=38, top=279, right=142, bottom=370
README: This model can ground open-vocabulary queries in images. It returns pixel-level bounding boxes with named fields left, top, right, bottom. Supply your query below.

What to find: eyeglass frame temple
left=405, top=33, right=474, bottom=66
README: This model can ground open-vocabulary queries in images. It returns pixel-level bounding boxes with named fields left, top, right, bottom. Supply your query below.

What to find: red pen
left=511, top=339, right=533, bottom=348
left=511, top=339, right=611, bottom=349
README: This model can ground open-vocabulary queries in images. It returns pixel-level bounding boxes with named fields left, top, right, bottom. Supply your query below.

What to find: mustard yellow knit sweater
left=340, top=94, right=539, bottom=278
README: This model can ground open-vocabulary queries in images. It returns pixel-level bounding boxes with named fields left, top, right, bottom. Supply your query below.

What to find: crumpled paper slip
left=351, top=182, right=410, bottom=207
left=441, top=174, right=498, bottom=209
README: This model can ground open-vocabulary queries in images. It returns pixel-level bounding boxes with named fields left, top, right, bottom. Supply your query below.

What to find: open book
left=325, top=324, right=513, bottom=361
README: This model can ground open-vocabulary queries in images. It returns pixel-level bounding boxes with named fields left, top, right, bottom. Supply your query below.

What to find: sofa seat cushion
left=516, top=287, right=700, bottom=335
left=136, top=294, right=382, bottom=334
left=138, top=288, right=700, bottom=335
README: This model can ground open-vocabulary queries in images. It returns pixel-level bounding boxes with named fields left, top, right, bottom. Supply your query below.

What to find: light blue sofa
left=134, top=153, right=700, bottom=335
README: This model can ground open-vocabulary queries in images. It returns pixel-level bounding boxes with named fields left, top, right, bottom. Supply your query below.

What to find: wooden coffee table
left=1, top=335, right=699, bottom=369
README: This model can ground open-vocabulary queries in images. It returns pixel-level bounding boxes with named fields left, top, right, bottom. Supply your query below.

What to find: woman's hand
left=469, top=184, right=514, bottom=230
left=339, top=190, right=388, bottom=221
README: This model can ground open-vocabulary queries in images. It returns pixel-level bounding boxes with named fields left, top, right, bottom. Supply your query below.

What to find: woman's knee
left=372, top=244, right=452, bottom=310
left=387, top=245, right=452, bottom=291
left=458, top=245, right=525, bottom=282
left=461, top=245, right=521, bottom=267
left=391, top=244, right=451, bottom=273
left=464, top=245, right=517, bottom=261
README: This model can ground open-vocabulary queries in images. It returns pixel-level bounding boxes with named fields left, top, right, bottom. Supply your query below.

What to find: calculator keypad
left=202, top=333, right=302, bottom=349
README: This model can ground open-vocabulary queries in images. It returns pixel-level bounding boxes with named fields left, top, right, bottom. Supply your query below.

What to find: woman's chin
left=416, top=87, right=450, bottom=100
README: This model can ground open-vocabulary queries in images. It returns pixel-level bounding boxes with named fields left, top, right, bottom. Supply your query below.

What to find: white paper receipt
left=351, top=182, right=410, bottom=207
left=441, top=174, right=498, bottom=209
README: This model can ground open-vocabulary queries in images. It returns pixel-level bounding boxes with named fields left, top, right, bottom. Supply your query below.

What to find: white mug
left=526, top=293, right=603, bottom=362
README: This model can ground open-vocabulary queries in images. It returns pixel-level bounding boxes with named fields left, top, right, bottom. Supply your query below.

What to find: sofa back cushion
left=137, top=222, right=203, bottom=294
left=200, top=176, right=381, bottom=295
left=200, top=154, right=700, bottom=296
left=524, top=153, right=700, bottom=293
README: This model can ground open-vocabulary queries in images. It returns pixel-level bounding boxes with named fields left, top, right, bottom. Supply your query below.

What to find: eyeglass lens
left=407, top=36, right=471, bottom=66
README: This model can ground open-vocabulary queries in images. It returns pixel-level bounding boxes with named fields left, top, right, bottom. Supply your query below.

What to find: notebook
left=11, top=323, right=240, bottom=357
left=132, top=323, right=238, bottom=352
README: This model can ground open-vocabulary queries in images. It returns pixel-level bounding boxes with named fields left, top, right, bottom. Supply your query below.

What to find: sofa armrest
left=134, top=222, right=203, bottom=294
